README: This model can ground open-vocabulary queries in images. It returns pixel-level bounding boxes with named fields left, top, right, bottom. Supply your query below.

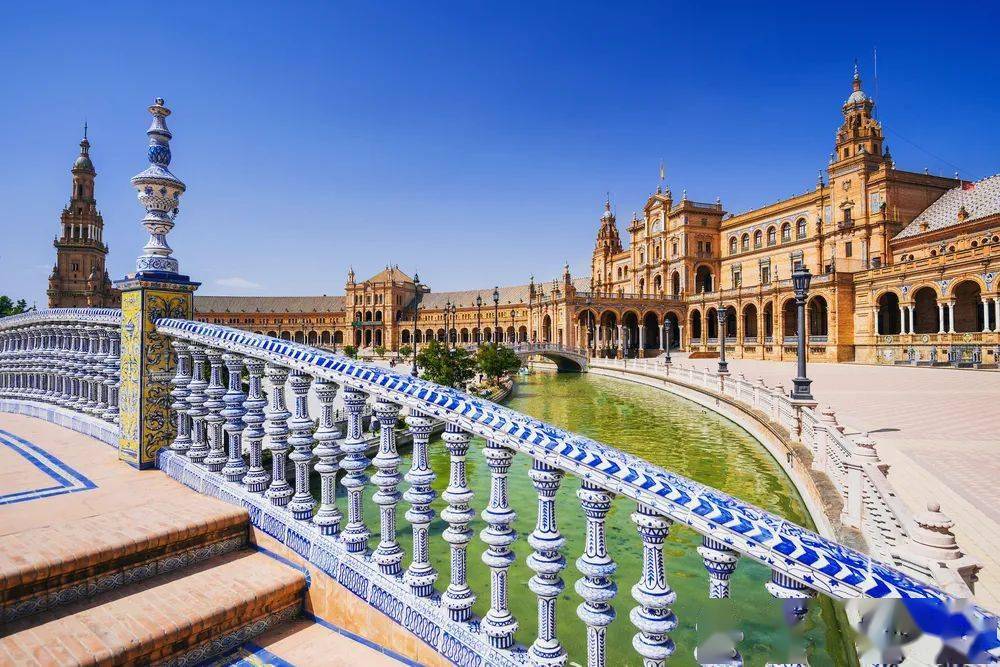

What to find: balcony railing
left=2, top=309, right=998, bottom=665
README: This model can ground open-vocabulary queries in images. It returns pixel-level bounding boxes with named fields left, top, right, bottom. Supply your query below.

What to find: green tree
left=416, top=339, right=476, bottom=388
left=373, top=345, right=386, bottom=358
left=343, top=345, right=358, bottom=359
left=0, top=296, right=31, bottom=318
left=476, top=343, right=522, bottom=382
left=398, top=344, right=413, bottom=360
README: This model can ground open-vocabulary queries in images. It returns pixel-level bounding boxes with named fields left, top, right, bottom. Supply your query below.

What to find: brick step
left=0, top=550, right=306, bottom=666
left=0, top=494, right=248, bottom=623
left=218, top=618, right=406, bottom=666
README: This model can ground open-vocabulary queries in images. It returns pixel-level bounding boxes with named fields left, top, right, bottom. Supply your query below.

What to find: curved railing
left=0, top=309, right=122, bottom=444
left=2, top=311, right=998, bottom=664
left=150, top=319, right=999, bottom=664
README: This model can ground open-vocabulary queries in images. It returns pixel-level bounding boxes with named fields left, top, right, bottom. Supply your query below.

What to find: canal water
left=358, top=371, right=855, bottom=665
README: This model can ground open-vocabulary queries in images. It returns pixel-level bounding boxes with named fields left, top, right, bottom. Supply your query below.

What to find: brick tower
left=48, top=126, right=117, bottom=307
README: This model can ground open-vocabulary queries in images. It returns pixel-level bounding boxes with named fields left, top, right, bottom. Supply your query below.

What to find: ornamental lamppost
left=444, top=299, right=452, bottom=347
left=493, top=286, right=500, bottom=344
left=716, top=306, right=729, bottom=375
left=791, top=265, right=813, bottom=400
left=665, top=318, right=672, bottom=365
left=449, top=302, right=457, bottom=349
left=476, top=293, right=483, bottom=344
left=411, top=273, right=423, bottom=377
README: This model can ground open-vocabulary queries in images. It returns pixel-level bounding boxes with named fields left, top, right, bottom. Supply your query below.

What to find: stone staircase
left=0, top=494, right=308, bottom=666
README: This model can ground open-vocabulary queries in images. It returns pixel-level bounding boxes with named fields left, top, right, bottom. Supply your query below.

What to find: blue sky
left=3, top=1, right=998, bottom=305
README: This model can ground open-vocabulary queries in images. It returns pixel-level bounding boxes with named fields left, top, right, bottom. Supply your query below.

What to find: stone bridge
left=509, top=342, right=589, bottom=372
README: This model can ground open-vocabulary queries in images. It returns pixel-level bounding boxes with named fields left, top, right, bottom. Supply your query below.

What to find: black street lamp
left=492, top=286, right=500, bottom=344
left=717, top=306, right=729, bottom=374
left=411, top=273, right=423, bottom=377
left=476, top=293, right=483, bottom=345
left=444, top=299, right=452, bottom=348
left=449, top=302, right=457, bottom=349
left=791, top=265, right=813, bottom=400
left=665, top=318, right=672, bottom=365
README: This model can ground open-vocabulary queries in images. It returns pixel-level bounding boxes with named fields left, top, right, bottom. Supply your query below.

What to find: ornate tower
left=830, top=64, right=886, bottom=169
left=47, top=126, right=116, bottom=307
left=592, top=199, right=622, bottom=294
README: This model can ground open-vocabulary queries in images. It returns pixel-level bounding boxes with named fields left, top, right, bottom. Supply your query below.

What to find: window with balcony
left=796, top=218, right=807, bottom=239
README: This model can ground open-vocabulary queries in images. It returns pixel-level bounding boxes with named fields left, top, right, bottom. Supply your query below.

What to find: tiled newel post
left=116, top=98, right=199, bottom=469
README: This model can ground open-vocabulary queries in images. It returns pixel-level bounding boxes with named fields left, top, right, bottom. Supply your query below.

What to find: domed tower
left=831, top=63, right=886, bottom=167
left=591, top=198, right=622, bottom=293
left=48, top=126, right=116, bottom=307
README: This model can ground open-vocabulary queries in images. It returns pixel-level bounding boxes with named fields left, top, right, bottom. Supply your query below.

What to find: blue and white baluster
left=83, top=327, right=99, bottom=413
left=186, top=345, right=210, bottom=464
left=312, top=379, right=342, bottom=535
left=72, top=326, right=87, bottom=409
left=481, top=439, right=518, bottom=648
left=630, top=504, right=677, bottom=666
left=339, top=387, right=371, bottom=553
left=221, top=354, right=249, bottom=483
left=576, top=482, right=617, bottom=667
left=287, top=370, right=317, bottom=520
left=169, top=341, right=192, bottom=454
left=264, top=365, right=293, bottom=506
left=765, top=571, right=815, bottom=667
left=372, top=399, right=404, bottom=575
left=241, top=359, right=270, bottom=493
left=441, top=422, right=476, bottom=622
left=698, top=536, right=739, bottom=599
left=403, top=409, right=437, bottom=596
left=203, top=349, right=228, bottom=472
left=102, top=329, right=120, bottom=424
left=91, top=328, right=108, bottom=415
left=527, top=460, right=567, bottom=666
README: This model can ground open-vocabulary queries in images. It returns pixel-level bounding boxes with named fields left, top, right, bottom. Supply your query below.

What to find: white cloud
left=214, top=276, right=261, bottom=290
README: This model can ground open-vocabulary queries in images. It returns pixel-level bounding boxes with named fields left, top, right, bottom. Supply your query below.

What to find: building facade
left=46, top=69, right=1000, bottom=367
left=47, top=128, right=118, bottom=308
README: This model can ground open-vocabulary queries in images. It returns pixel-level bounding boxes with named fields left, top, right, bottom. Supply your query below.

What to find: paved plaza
left=672, top=355, right=1000, bottom=609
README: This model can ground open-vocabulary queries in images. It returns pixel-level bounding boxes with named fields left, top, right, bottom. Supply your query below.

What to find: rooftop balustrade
left=2, top=309, right=998, bottom=664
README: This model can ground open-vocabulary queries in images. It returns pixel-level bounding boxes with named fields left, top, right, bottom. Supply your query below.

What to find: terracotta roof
left=895, top=175, right=1000, bottom=239
left=363, top=266, right=414, bottom=284
left=195, top=295, right=345, bottom=313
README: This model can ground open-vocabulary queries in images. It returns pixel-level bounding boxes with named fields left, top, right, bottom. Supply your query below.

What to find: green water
left=356, top=371, right=854, bottom=665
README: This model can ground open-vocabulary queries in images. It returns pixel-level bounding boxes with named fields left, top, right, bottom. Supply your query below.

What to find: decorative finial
left=83, top=121, right=88, bottom=140
left=682, top=188, right=688, bottom=200
left=130, top=97, right=186, bottom=276
left=817, top=170, right=824, bottom=187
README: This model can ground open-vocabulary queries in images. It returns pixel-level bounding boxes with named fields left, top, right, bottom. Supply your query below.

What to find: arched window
left=767, top=227, right=776, bottom=246
left=796, top=218, right=807, bottom=239
left=781, top=223, right=791, bottom=242
left=729, top=237, right=738, bottom=255
left=753, top=230, right=762, bottom=248
left=740, top=234, right=750, bottom=252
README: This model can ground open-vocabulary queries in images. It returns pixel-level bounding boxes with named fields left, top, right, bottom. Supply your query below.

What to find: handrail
left=155, top=318, right=951, bottom=602
left=0, top=307, right=122, bottom=329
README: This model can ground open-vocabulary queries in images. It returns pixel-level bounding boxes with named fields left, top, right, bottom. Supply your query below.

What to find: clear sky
left=2, top=1, right=998, bottom=306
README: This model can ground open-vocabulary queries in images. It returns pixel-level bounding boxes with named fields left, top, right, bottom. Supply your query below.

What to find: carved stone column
left=527, top=460, right=567, bottom=666
left=312, top=379, right=342, bottom=535
left=372, top=399, right=404, bottom=575
left=220, top=354, right=248, bottom=483
left=340, top=387, right=371, bottom=553
left=630, top=504, right=676, bottom=665
left=480, top=439, right=518, bottom=648
left=441, top=422, right=476, bottom=621
left=168, top=341, right=191, bottom=454
left=576, top=482, right=617, bottom=667
left=241, top=359, right=270, bottom=493
left=185, top=345, right=209, bottom=464
left=404, top=409, right=437, bottom=596
left=263, top=365, right=293, bottom=507
left=287, top=370, right=317, bottom=520
left=203, top=348, right=228, bottom=472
